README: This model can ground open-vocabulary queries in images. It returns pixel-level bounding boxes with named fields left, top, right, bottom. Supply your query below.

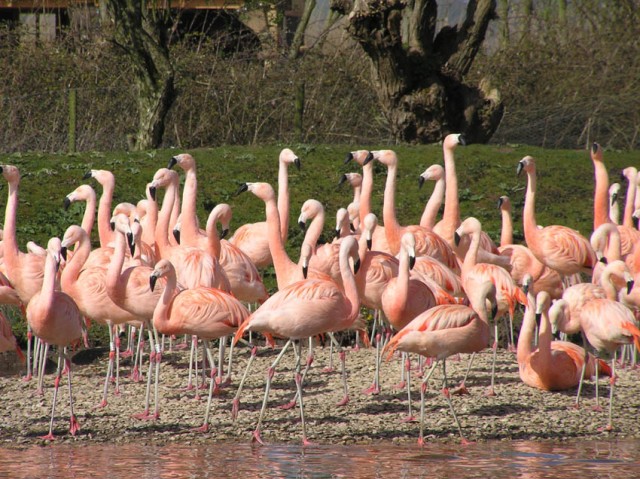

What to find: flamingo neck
left=537, top=306, right=552, bottom=359
left=339, top=250, right=361, bottom=324
left=181, top=166, right=199, bottom=246
left=277, top=161, right=290, bottom=243
left=206, top=212, right=221, bottom=259
left=440, top=144, right=461, bottom=243
left=419, top=176, right=444, bottom=230
left=303, top=209, right=325, bottom=251
left=153, top=268, right=178, bottom=330
left=395, top=245, right=410, bottom=309
left=593, top=157, right=610, bottom=230
left=352, top=185, right=361, bottom=205
left=523, top=169, right=539, bottom=248
left=600, top=271, right=619, bottom=301
left=500, top=206, right=513, bottom=247
left=623, top=175, right=637, bottom=228
left=61, top=233, right=90, bottom=292
left=382, top=162, right=402, bottom=254
left=462, top=231, right=481, bottom=275
left=2, top=181, right=19, bottom=269
left=105, top=230, right=127, bottom=300
left=81, top=192, right=97, bottom=237
left=359, top=162, right=373, bottom=226
left=97, top=180, right=115, bottom=248
left=156, top=181, right=177, bottom=256
left=264, top=195, right=294, bottom=290
left=516, top=291, right=536, bottom=364
left=143, top=191, right=158, bottom=247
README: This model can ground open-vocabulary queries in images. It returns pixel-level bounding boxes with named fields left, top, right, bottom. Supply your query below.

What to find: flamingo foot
left=400, top=415, right=416, bottom=423
left=322, top=367, right=335, bottom=373
left=393, top=381, right=406, bottom=390
left=592, top=405, right=604, bottom=412
left=174, top=342, right=189, bottom=351
left=336, top=395, right=349, bottom=407
left=231, top=398, right=240, bottom=421
left=485, top=387, right=496, bottom=397
left=130, top=369, right=141, bottom=383
left=36, top=388, right=44, bottom=396
left=279, top=400, right=297, bottom=410
left=362, top=383, right=380, bottom=395
left=460, top=438, right=475, bottom=446
left=417, top=436, right=426, bottom=447
left=598, top=424, right=614, bottom=432
left=252, top=429, right=266, bottom=445
left=193, top=394, right=202, bottom=401
left=22, top=374, right=33, bottom=382
left=40, top=432, right=55, bottom=441
left=218, top=376, right=232, bottom=388
left=132, top=410, right=151, bottom=420
left=507, top=344, right=517, bottom=353
left=451, top=383, right=470, bottom=396
left=120, top=350, right=133, bottom=358
left=96, top=399, right=108, bottom=409
left=302, top=437, right=315, bottom=447
left=195, top=423, right=209, bottom=433
left=69, top=415, right=80, bottom=436
left=353, top=344, right=360, bottom=352
left=182, top=384, right=195, bottom=392
left=114, top=387, right=121, bottom=396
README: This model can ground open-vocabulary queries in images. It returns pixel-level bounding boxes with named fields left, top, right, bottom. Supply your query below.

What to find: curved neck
left=303, top=209, right=325, bottom=250
left=277, top=160, right=290, bottom=243
left=593, top=157, right=610, bottom=231
left=181, top=166, right=199, bottom=246
left=600, top=270, right=619, bottom=301
left=2, top=180, right=19, bottom=270
left=153, top=267, right=178, bottom=331
left=517, top=291, right=537, bottom=363
left=37, top=251, right=57, bottom=314
left=395, top=244, right=410, bottom=308
left=264, top=195, right=295, bottom=290
left=352, top=185, right=361, bottom=205
left=537, top=307, right=552, bottom=359
left=97, top=180, right=115, bottom=248
left=206, top=212, right=221, bottom=259
left=156, top=181, right=177, bottom=256
left=382, top=162, right=402, bottom=254
left=359, top=162, right=373, bottom=226
left=143, top=191, right=158, bottom=247
left=623, top=176, right=637, bottom=228
left=81, top=193, right=96, bottom=237
left=500, top=206, right=513, bottom=247
left=523, top=169, right=539, bottom=246
left=420, top=176, right=444, bottom=230
left=462, top=231, right=481, bottom=275
left=106, top=230, right=127, bottom=298
left=61, top=233, right=90, bottom=291
left=340, top=250, right=361, bottom=324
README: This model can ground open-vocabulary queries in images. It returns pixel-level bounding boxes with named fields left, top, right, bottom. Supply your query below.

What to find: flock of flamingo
left=1, top=134, right=639, bottom=446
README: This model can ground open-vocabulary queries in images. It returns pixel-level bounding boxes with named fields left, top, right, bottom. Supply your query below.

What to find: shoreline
left=1, top=343, right=639, bottom=448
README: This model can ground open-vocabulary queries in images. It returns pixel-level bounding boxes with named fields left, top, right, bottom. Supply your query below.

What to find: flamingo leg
left=41, top=350, right=63, bottom=440
left=402, top=355, right=414, bottom=422
left=253, top=339, right=292, bottom=445
left=606, top=353, right=617, bottom=431
left=114, top=332, right=121, bottom=395
left=441, top=360, right=469, bottom=444
left=216, top=336, right=226, bottom=384
left=23, top=327, right=33, bottom=381
left=453, top=352, right=476, bottom=395
left=231, top=345, right=258, bottom=420
left=330, top=333, right=349, bottom=406
left=36, top=342, right=50, bottom=395
left=133, top=328, right=156, bottom=419
left=363, top=332, right=381, bottom=395
left=292, top=340, right=313, bottom=446
left=64, top=348, right=79, bottom=436
left=281, top=337, right=314, bottom=410
left=593, top=354, right=601, bottom=411
left=323, top=334, right=335, bottom=373
left=574, top=333, right=590, bottom=408
left=223, top=335, right=236, bottom=385
left=151, top=325, right=162, bottom=419
left=99, top=322, right=115, bottom=408
left=486, top=322, right=498, bottom=396
left=418, top=359, right=439, bottom=446
left=131, top=324, right=144, bottom=382
left=198, top=340, right=219, bottom=432
left=184, top=335, right=196, bottom=391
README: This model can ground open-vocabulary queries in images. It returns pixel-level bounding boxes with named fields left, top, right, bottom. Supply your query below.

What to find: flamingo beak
left=458, top=134, right=467, bottom=146
left=353, top=258, right=361, bottom=275
left=167, top=156, right=178, bottom=169
left=235, top=183, right=249, bottom=196
left=298, top=221, right=306, bottom=231
left=454, top=232, right=462, bottom=246
left=363, top=152, right=374, bottom=165
left=173, top=229, right=181, bottom=245
left=149, top=186, right=157, bottom=201
left=349, top=223, right=356, bottom=233
left=302, top=265, right=308, bottom=279
left=63, top=197, right=71, bottom=211
left=418, top=176, right=425, bottom=189
left=344, top=152, right=354, bottom=164
left=150, top=273, right=159, bottom=292
left=497, top=197, right=504, bottom=209
left=220, top=228, right=229, bottom=239
left=61, top=246, right=67, bottom=262
left=127, top=232, right=135, bottom=256
left=82, top=171, right=92, bottom=180
left=109, top=220, right=115, bottom=231
left=334, top=229, right=341, bottom=240
left=611, top=192, right=618, bottom=206
left=516, top=161, right=524, bottom=176
left=627, top=279, right=634, bottom=295
left=294, top=157, right=301, bottom=171
left=409, top=255, right=416, bottom=270
left=592, top=142, right=599, bottom=154
left=366, top=238, right=372, bottom=250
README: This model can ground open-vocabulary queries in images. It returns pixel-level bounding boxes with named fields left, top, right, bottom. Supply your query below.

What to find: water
left=0, top=440, right=637, bottom=479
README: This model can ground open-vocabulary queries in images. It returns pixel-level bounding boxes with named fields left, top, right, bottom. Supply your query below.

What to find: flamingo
left=617, top=166, right=640, bottom=258
left=149, top=259, right=249, bottom=431
left=455, top=217, right=527, bottom=394
left=229, top=149, right=301, bottom=268
left=63, top=184, right=97, bottom=236
left=0, top=310, right=24, bottom=360
left=517, top=155, right=597, bottom=278
left=367, top=150, right=458, bottom=271
left=417, top=164, right=445, bottom=230
left=232, top=235, right=361, bottom=446
left=384, top=281, right=497, bottom=445
left=83, top=169, right=117, bottom=248
left=26, top=237, right=84, bottom=440
left=609, top=183, right=622, bottom=224
left=517, top=277, right=610, bottom=392
left=591, top=142, right=611, bottom=231
left=1, top=164, right=45, bottom=381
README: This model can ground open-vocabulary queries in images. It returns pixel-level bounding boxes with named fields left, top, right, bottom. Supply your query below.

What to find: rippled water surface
left=0, top=440, right=637, bottom=478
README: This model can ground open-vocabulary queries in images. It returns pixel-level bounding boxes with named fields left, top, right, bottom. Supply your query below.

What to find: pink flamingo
left=609, top=183, right=622, bottom=224
left=63, top=184, right=97, bottom=236
left=517, top=278, right=610, bottom=392
left=591, top=142, right=611, bottom=231
left=517, top=155, right=597, bottom=278
left=618, top=166, right=640, bottom=257
left=455, top=217, right=527, bottom=394
left=1, top=164, right=45, bottom=381
left=232, top=235, right=361, bottom=446
left=83, top=169, right=117, bottom=248
left=417, top=164, right=445, bottom=230
left=26, top=237, right=84, bottom=440
left=384, top=281, right=497, bottom=445
left=229, top=149, right=301, bottom=268
left=368, top=150, right=458, bottom=271
left=150, top=259, right=249, bottom=431
left=0, top=310, right=24, bottom=360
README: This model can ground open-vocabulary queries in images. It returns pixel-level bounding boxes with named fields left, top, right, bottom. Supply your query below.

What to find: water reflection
left=0, top=440, right=636, bottom=479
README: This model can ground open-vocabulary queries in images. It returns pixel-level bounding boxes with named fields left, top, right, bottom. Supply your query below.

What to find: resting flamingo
left=517, top=155, right=597, bottom=278
left=26, top=237, right=84, bottom=440
left=229, top=149, right=301, bottom=268
left=384, top=281, right=497, bottom=445
left=517, top=277, right=610, bottom=392
left=232, top=235, right=361, bottom=446
left=150, top=259, right=249, bottom=432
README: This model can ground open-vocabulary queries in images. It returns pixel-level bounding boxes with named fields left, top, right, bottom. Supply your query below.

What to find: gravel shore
left=1, top=340, right=639, bottom=448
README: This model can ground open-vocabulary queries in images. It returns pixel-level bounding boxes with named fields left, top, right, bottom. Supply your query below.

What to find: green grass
left=1, top=143, right=636, bottom=346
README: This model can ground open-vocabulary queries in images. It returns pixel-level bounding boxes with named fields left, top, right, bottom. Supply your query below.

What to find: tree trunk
left=105, top=0, right=175, bottom=150
left=332, top=0, right=503, bottom=144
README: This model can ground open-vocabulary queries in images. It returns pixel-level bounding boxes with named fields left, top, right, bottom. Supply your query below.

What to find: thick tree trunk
left=332, top=0, right=503, bottom=144
left=106, top=0, right=175, bottom=150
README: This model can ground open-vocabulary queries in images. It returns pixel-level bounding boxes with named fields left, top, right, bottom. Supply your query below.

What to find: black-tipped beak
left=522, top=282, right=529, bottom=295
left=294, top=157, right=301, bottom=171
left=334, top=229, right=340, bottom=240
left=220, top=228, right=229, bottom=240
left=235, top=183, right=249, bottom=196
left=592, top=142, right=599, bottom=154
left=302, top=265, right=308, bottom=279
left=344, top=152, right=354, bottom=164
left=353, top=258, right=361, bottom=275
left=127, top=232, right=135, bottom=255
left=173, top=229, right=181, bottom=245
left=599, top=256, right=608, bottom=264
left=497, top=197, right=504, bottom=209
left=553, top=331, right=561, bottom=340
left=611, top=192, right=618, bottom=206
left=61, top=246, right=67, bottom=262
left=55, top=258, right=61, bottom=272
left=458, top=134, right=467, bottom=146
left=149, top=186, right=157, bottom=201
left=620, top=170, right=626, bottom=181
left=298, top=221, right=306, bottom=231
left=366, top=238, right=372, bottom=250
left=454, top=232, right=461, bottom=246
left=635, top=216, right=640, bottom=230
left=627, top=280, right=634, bottom=295
left=418, top=176, right=425, bottom=189
left=516, top=161, right=524, bottom=176
left=363, top=152, right=374, bottom=165
left=349, top=223, right=356, bottom=233
left=409, top=255, right=416, bottom=270
left=82, top=171, right=92, bottom=180
left=168, top=156, right=178, bottom=169
left=338, top=174, right=348, bottom=188
left=535, top=313, right=542, bottom=328
left=150, top=274, right=158, bottom=292
left=110, top=220, right=115, bottom=231
left=491, top=304, right=498, bottom=321
left=134, top=218, right=140, bottom=224
left=63, top=197, right=71, bottom=211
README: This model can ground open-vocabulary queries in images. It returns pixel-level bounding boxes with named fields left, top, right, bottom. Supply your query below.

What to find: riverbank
left=1, top=341, right=639, bottom=448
